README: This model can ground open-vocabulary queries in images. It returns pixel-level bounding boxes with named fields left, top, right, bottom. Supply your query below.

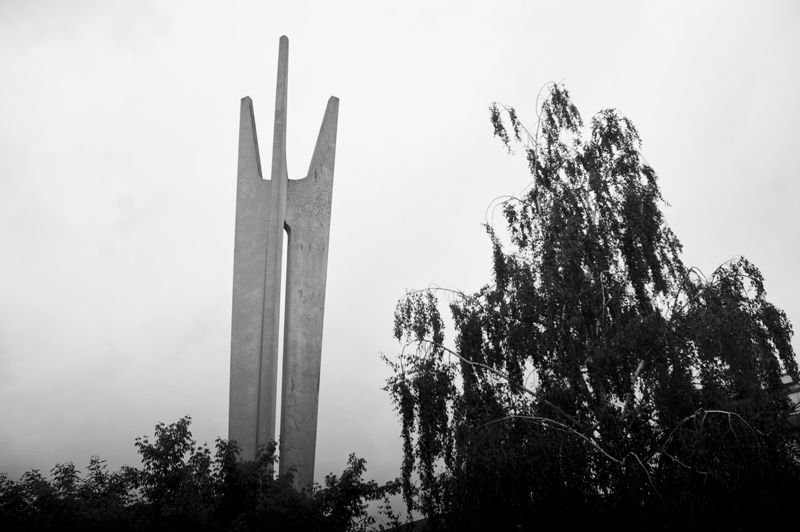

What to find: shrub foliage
left=0, top=416, right=400, bottom=531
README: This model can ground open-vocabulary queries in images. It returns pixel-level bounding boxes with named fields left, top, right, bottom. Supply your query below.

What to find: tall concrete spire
left=229, top=36, right=338, bottom=490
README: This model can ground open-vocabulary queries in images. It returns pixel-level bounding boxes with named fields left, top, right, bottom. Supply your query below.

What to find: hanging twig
left=479, top=414, right=622, bottom=466
left=408, top=338, right=584, bottom=432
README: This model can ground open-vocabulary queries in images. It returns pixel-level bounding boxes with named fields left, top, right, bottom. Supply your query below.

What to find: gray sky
left=1, top=0, right=799, bottom=489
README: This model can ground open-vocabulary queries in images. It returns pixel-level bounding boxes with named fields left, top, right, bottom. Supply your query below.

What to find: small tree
left=387, top=83, right=800, bottom=530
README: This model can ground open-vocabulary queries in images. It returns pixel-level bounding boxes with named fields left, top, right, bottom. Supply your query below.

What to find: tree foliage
left=387, top=84, right=800, bottom=530
left=0, top=416, right=400, bottom=531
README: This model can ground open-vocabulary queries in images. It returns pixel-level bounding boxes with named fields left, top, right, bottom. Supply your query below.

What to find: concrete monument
left=229, top=35, right=338, bottom=490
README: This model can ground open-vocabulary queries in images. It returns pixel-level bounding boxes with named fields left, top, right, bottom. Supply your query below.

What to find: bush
left=0, top=416, right=400, bottom=531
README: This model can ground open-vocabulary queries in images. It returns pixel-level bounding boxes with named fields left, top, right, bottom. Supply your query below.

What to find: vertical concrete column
left=230, top=37, right=289, bottom=461
left=281, top=96, right=338, bottom=488
left=229, top=36, right=338, bottom=489
left=229, top=96, right=270, bottom=461
left=257, top=35, right=289, bottom=456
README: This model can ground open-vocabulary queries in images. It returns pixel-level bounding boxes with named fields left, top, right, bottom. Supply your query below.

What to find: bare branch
left=654, top=408, right=764, bottom=468
left=480, top=415, right=622, bottom=466
left=411, top=338, right=584, bottom=430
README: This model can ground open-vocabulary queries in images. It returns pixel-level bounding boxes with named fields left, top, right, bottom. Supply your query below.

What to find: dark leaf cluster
left=0, top=416, right=401, bottom=532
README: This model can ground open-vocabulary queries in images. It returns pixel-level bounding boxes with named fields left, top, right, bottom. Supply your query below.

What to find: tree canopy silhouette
left=0, top=416, right=400, bottom=531
left=387, top=83, right=800, bottom=531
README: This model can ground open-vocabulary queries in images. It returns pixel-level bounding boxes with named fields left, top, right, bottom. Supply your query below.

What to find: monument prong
left=271, top=35, right=289, bottom=185
left=306, top=96, right=340, bottom=179
left=238, top=97, right=263, bottom=180
left=230, top=36, right=337, bottom=491
left=229, top=95, right=269, bottom=461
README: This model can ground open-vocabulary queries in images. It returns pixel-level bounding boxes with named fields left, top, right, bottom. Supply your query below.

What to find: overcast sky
left=1, top=0, right=799, bottom=489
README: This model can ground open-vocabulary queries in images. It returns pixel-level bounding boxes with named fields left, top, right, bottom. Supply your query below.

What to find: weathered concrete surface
left=229, top=95, right=270, bottom=462
left=229, top=35, right=337, bottom=490
left=280, top=95, right=338, bottom=487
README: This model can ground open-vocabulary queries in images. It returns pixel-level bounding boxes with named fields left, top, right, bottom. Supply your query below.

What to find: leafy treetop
left=387, top=83, right=800, bottom=531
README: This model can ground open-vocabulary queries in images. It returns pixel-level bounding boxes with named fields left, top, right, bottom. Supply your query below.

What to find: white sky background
left=1, top=0, right=799, bottom=490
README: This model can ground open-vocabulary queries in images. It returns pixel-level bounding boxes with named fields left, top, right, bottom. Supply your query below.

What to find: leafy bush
left=0, top=416, right=400, bottom=531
